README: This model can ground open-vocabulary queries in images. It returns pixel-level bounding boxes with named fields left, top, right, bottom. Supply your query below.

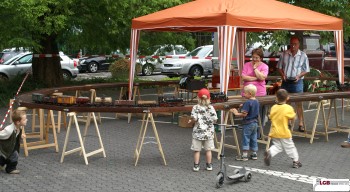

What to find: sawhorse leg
left=134, top=110, right=166, bottom=166
left=257, top=114, right=271, bottom=151
left=61, top=112, right=106, bottom=165
left=326, top=99, right=350, bottom=134
left=309, top=101, right=329, bottom=144
left=213, top=110, right=241, bottom=159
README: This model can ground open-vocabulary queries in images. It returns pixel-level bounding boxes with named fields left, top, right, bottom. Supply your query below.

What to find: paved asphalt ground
left=0, top=87, right=349, bottom=192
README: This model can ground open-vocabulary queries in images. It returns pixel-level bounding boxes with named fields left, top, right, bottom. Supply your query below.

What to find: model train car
left=32, top=93, right=91, bottom=105
left=158, top=96, right=184, bottom=107
left=114, top=100, right=135, bottom=106
left=32, top=93, right=58, bottom=104
left=76, top=97, right=90, bottom=105
left=210, top=92, right=228, bottom=103
left=95, top=97, right=113, bottom=105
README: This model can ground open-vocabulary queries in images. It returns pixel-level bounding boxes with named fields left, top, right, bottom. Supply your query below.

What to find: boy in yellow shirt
left=264, top=89, right=302, bottom=168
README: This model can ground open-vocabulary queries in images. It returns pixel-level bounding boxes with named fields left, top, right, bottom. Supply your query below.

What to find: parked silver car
left=0, top=52, right=79, bottom=81
left=139, top=45, right=188, bottom=76
left=160, top=45, right=213, bottom=77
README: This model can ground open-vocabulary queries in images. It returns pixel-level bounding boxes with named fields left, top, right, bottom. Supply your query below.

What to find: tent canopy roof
left=132, top=0, right=342, bottom=32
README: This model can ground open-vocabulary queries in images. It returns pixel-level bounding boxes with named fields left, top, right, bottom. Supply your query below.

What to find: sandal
left=298, top=125, right=305, bottom=132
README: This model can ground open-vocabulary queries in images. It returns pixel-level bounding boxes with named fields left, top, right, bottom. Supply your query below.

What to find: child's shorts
left=191, top=138, right=215, bottom=151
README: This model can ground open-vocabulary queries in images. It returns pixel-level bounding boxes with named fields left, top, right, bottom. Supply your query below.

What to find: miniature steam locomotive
left=158, top=96, right=184, bottom=107
left=210, top=92, right=228, bottom=103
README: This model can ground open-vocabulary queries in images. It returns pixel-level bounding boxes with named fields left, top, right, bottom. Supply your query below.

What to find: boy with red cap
left=189, top=88, right=218, bottom=171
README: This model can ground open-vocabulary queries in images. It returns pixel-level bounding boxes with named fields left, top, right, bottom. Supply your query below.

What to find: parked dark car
left=319, top=42, right=350, bottom=78
left=322, top=42, right=350, bottom=57
left=78, top=56, right=115, bottom=73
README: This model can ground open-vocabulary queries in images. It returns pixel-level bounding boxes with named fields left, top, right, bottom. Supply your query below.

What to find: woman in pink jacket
left=241, top=48, right=269, bottom=97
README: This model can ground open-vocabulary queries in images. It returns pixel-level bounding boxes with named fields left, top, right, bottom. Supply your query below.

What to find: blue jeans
left=281, top=79, right=304, bottom=93
left=0, top=151, right=18, bottom=173
left=242, top=122, right=258, bottom=152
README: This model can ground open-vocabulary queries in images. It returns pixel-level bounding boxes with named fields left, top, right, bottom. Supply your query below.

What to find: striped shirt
left=277, top=50, right=310, bottom=79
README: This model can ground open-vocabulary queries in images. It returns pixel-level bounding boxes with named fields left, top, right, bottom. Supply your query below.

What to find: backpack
left=179, top=76, right=193, bottom=89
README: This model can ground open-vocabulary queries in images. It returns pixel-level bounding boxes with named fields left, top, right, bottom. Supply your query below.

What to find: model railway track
left=17, top=82, right=350, bottom=113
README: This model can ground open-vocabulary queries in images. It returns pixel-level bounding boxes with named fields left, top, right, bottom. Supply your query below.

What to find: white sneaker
left=9, top=169, right=20, bottom=174
left=193, top=163, right=200, bottom=172
left=206, top=163, right=213, bottom=171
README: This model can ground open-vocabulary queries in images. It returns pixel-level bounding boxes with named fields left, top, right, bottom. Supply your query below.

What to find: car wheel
left=62, top=70, right=71, bottom=80
left=142, top=64, right=154, bottom=76
left=0, top=74, right=8, bottom=81
left=189, top=66, right=203, bottom=77
left=88, top=62, right=98, bottom=73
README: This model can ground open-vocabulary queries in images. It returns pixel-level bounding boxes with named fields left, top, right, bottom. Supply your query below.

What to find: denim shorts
left=242, top=122, right=258, bottom=152
left=281, top=79, right=304, bottom=93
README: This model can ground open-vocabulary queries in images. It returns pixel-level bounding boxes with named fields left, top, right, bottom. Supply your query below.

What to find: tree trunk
left=32, top=34, right=63, bottom=87
left=294, top=31, right=304, bottom=51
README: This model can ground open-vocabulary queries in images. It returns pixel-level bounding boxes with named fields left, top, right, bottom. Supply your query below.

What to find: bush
left=109, top=59, right=141, bottom=81
left=304, top=68, right=337, bottom=92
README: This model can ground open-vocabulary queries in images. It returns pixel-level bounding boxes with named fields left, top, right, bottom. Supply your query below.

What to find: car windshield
left=3, top=53, right=32, bottom=65
left=3, top=54, right=22, bottom=65
left=186, top=46, right=212, bottom=57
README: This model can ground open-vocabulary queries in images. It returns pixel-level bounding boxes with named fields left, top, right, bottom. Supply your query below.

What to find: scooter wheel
left=244, top=172, right=252, bottom=182
left=216, top=172, right=225, bottom=188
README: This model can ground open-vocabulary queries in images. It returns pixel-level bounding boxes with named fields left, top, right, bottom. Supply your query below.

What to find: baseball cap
left=198, top=88, right=210, bottom=99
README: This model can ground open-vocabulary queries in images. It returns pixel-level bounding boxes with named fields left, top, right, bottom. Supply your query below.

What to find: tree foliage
left=0, top=0, right=192, bottom=87
left=0, top=0, right=349, bottom=86
left=247, top=0, right=350, bottom=52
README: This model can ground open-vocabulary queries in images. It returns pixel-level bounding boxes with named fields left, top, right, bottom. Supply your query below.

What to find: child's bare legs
left=205, top=150, right=213, bottom=171
left=193, top=151, right=201, bottom=171
left=205, top=150, right=212, bottom=164
left=194, top=151, right=200, bottom=164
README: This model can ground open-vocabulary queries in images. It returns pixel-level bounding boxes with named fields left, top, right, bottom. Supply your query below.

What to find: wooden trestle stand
left=116, top=85, right=141, bottom=123
left=75, top=89, right=101, bottom=124
left=60, top=112, right=106, bottom=165
left=289, top=97, right=350, bottom=144
left=213, top=110, right=241, bottom=159
left=291, top=101, right=329, bottom=144
left=213, top=110, right=272, bottom=159
left=326, top=99, right=350, bottom=134
left=134, top=110, right=166, bottom=166
left=21, top=109, right=59, bottom=157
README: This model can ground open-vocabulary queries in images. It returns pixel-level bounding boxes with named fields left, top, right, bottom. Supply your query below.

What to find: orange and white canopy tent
left=128, top=0, right=344, bottom=99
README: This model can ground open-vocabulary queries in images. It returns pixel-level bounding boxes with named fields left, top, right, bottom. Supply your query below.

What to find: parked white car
left=140, top=45, right=188, bottom=76
left=0, top=52, right=79, bottom=81
left=160, top=45, right=213, bottom=77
